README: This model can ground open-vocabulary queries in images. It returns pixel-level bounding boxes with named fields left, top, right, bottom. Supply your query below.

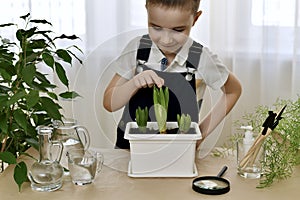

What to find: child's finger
left=133, top=70, right=164, bottom=88
left=142, top=70, right=164, bottom=87
left=150, top=73, right=164, bottom=88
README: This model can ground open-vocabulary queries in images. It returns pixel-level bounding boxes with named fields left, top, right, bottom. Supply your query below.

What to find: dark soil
left=129, top=127, right=196, bottom=134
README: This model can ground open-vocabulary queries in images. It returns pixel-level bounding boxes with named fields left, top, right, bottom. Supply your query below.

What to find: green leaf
left=30, top=19, right=52, bottom=26
left=28, top=39, right=46, bottom=49
left=22, top=64, right=36, bottom=84
left=13, top=109, right=28, bottom=132
left=7, top=91, right=26, bottom=106
left=164, top=87, right=169, bottom=111
left=35, top=71, right=51, bottom=84
left=54, top=34, right=79, bottom=40
left=67, top=49, right=82, bottom=64
left=16, top=27, right=37, bottom=41
left=55, top=62, right=69, bottom=88
left=24, top=27, right=38, bottom=39
left=0, top=23, right=15, bottom=28
left=47, top=92, right=58, bottom=100
left=153, top=86, right=158, bottom=104
left=0, top=113, right=8, bottom=133
left=26, top=90, right=39, bottom=108
left=154, top=104, right=167, bottom=132
left=0, top=68, right=12, bottom=81
left=153, top=85, right=169, bottom=133
left=42, top=52, right=54, bottom=68
left=40, top=97, right=62, bottom=120
left=135, top=106, right=148, bottom=128
left=14, top=161, right=28, bottom=192
left=159, top=88, right=166, bottom=108
left=16, top=29, right=25, bottom=42
left=20, top=13, right=30, bottom=20
left=38, top=31, right=55, bottom=47
left=24, top=51, right=40, bottom=63
left=0, top=152, right=17, bottom=164
left=56, top=49, right=72, bottom=64
left=0, top=95, right=8, bottom=109
left=59, top=91, right=81, bottom=99
left=136, top=109, right=140, bottom=124
left=69, top=45, right=84, bottom=54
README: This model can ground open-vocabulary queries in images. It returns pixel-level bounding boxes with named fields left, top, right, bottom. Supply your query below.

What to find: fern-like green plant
left=135, top=106, right=148, bottom=133
left=218, top=97, right=300, bottom=188
left=153, top=85, right=169, bottom=133
left=177, top=114, right=191, bottom=133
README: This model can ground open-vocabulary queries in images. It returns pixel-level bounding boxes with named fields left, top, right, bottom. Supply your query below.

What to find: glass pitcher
left=51, top=118, right=90, bottom=170
left=28, top=126, right=64, bottom=192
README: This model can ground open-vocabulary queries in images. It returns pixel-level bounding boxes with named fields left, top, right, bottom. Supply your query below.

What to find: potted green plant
left=125, top=85, right=201, bottom=177
left=135, top=106, right=148, bottom=133
left=0, top=13, right=81, bottom=191
left=213, top=96, right=300, bottom=188
left=177, top=113, right=192, bottom=134
left=153, top=85, right=169, bottom=133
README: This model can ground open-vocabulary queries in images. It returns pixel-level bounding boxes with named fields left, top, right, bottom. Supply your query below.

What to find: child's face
left=147, top=5, right=200, bottom=56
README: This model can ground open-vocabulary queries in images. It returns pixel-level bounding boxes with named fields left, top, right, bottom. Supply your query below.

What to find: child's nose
left=160, top=30, right=173, bottom=44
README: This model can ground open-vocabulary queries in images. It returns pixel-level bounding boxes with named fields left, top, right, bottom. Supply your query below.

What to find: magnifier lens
left=192, top=177, right=230, bottom=195
left=192, top=166, right=230, bottom=195
left=194, top=179, right=228, bottom=190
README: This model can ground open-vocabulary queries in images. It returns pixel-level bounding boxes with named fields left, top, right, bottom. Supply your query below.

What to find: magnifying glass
left=192, top=166, right=230, bottom=195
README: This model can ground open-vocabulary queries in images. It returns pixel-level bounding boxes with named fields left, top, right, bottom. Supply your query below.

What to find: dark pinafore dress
left=116, top=35, right=203, bottom=149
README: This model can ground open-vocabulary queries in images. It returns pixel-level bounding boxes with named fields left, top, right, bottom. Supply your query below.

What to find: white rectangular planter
left=124, top=122, right=202, bottom=177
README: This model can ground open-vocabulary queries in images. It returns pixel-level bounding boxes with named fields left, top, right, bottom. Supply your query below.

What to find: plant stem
left=0, top=137, right=8, bottom=152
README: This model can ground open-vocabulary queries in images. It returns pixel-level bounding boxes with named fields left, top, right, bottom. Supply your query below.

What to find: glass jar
left=237, top=138, right=265, bottom=179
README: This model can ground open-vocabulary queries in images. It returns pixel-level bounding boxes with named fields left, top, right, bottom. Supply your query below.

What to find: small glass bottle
left=28, top=126, right=64, bottom=192
left=237, top=126, right=264, bottom=179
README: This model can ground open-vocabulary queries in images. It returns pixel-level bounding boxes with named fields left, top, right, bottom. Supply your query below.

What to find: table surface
left=1, top=148, right=299, bottom=200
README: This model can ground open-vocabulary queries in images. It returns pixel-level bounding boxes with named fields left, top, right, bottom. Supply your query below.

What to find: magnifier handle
left=217, top=166, right=228, bottom=178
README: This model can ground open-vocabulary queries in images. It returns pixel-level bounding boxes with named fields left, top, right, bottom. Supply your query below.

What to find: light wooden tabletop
left=1, top=148, right=299, bottom=200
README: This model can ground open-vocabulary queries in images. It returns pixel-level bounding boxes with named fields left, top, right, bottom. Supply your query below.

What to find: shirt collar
left=150, top=38, right=193, bottom=67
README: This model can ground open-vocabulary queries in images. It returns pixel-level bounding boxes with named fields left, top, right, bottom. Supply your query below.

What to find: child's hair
left=146, top=0, right=201, bottom=15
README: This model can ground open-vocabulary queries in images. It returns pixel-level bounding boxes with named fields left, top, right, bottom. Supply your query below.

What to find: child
left=103, top=0, right=242, bottom=149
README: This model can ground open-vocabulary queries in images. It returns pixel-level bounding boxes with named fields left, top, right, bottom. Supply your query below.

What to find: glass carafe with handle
left=51, top=118, right=90, bottom=171
left=28, top=126, right=64, bottom=192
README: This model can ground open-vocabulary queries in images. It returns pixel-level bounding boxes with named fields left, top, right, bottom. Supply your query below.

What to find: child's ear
left=193, top=11, right=202, bottom=26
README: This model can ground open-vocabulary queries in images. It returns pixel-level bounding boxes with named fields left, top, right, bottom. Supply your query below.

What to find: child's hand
left=133, top=70, right=164, bottom=88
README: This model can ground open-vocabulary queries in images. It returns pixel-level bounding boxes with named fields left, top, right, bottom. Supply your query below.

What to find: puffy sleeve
left=109, top=36, right=141, bottom=80
left=196, top=47, right=230, bottom=90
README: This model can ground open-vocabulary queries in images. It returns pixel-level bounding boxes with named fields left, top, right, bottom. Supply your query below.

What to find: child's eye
left=173, top=28, right=185, bottom=32
left=152, top=26, right=162, bottom=31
